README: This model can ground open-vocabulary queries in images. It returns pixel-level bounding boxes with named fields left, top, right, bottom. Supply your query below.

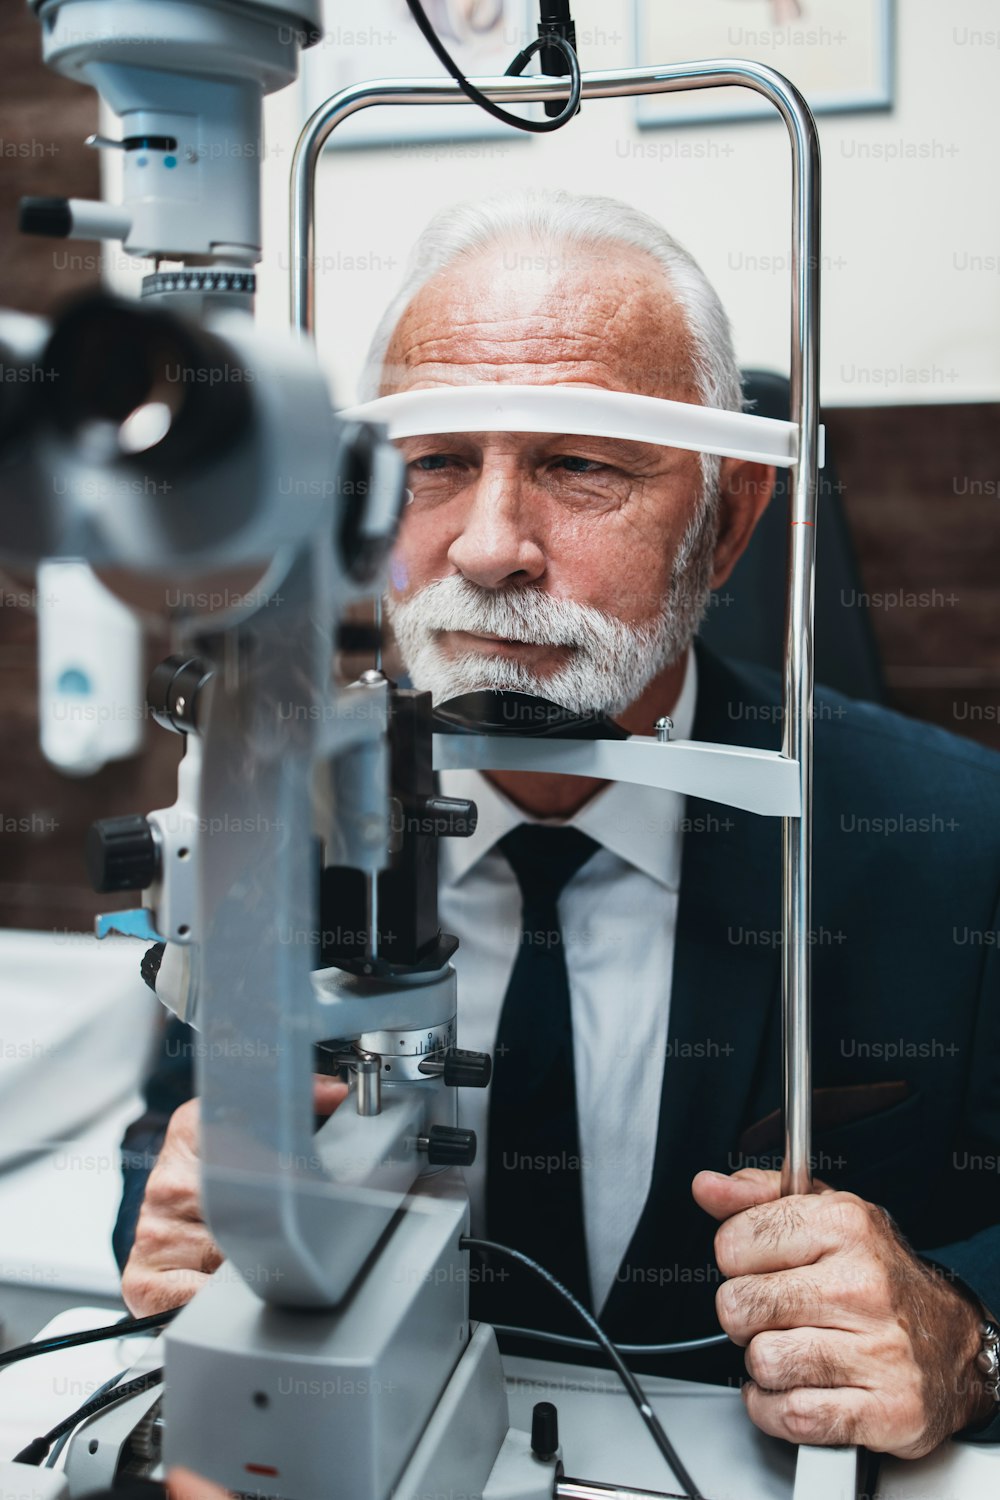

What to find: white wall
left=123, top=0, right=1000, bottom=409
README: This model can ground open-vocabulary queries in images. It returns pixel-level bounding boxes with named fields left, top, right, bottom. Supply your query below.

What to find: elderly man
left=114, top=190, right=1000, bottom=1458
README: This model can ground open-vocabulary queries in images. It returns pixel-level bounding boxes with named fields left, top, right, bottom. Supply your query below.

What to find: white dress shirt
left=437, top=647, right=697, bottom=1315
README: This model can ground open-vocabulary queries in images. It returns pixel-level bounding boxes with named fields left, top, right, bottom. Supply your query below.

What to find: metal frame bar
left=289, top=60, right=820, bottom=1195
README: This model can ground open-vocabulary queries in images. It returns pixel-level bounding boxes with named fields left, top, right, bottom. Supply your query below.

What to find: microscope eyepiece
left=43, top=293, right=253, bottom=480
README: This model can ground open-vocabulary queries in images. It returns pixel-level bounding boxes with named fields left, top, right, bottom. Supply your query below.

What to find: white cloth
left=438, top=648, right=697, bottom=1314
left=0, top=929, right=160, bottom=1295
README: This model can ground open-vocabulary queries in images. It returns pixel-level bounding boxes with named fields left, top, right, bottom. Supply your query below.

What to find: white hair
left=359, top=187, right=743, bottom=417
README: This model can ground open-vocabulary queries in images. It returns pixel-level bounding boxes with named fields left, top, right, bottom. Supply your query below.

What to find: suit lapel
left=603, top=644, right=783, bottom=1332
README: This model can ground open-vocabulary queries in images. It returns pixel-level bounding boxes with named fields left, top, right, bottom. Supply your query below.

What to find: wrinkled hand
left=692, top=1167, right=994, bottom=1458
left=122, top=1076, right=347, bottom=1318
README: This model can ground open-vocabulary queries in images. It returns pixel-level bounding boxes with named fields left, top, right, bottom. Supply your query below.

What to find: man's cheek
left=547, top=534, right=653, bottom=619
left=390, top=512, right=451, bottom=588
left=387, top=524, right=430, bottom=593
left=388, top=550, right=411, bottom=594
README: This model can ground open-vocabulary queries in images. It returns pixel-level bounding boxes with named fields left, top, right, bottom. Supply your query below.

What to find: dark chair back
left=698, top=369, right=885, bottom=704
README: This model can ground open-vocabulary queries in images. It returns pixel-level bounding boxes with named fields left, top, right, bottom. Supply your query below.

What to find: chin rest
left=433, top=690, right=629, bottom=740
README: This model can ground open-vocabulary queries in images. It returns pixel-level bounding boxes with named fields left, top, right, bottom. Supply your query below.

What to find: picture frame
left=633, top=0, right=895, bottom=128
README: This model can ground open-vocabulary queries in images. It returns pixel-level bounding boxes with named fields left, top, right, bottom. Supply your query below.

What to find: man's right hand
left=121, top=1076, right=348, bottom=1317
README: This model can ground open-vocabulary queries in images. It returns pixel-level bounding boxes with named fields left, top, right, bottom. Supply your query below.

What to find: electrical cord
left=0, top=1308, right=179, bottom=1370
left=405, top=0, right=582, bottom=133
left=44, top=1368, right=132, bottom=1469
left=490, top=1324, right=730, bottom=1357
left=15, top=1367, right=165, bottom=1467
left=1, top=1277, right=715, bottom=1484
left=461, top=1235, right=704, bottom=1500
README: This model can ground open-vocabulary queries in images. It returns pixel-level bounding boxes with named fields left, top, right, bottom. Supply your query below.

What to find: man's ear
left=710, top=459, right=776, bottom=590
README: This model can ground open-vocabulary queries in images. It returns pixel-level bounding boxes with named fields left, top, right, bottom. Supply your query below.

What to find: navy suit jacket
left=113, top=642, right=1000, bottom=1439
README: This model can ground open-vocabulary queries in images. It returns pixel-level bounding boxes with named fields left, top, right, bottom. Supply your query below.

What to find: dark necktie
left=480, top=823, right=601, bottom=1333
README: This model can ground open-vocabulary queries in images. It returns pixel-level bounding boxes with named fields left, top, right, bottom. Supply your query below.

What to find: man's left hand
left=692, top=1168, right=995, bottom=1457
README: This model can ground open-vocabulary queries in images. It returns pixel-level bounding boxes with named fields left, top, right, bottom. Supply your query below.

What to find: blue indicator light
left=57, top=667, right=92, bottom=696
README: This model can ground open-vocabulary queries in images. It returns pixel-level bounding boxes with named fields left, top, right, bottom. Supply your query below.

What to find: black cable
left=461, top=1236, right=703, bottom=1500
left=15, top=1367, right=164, bottom=1466
left=0, top=1308, right=180, bottom=1370
left=490, top=1323, right=730, bottom=1357
left=405, top=0, right=582, bottom=133
left=45, top=1369, right=132, bottom=1469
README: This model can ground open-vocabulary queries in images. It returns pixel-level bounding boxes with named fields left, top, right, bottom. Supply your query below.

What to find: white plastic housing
left=37, top=559, right=143, bottom=776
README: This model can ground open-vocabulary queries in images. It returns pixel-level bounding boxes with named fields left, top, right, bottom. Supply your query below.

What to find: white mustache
left=385, top=475, right=718, bottom=715
left=385, top=520, right=714, bottom=715
left=394, top=576, right=631, bottom=650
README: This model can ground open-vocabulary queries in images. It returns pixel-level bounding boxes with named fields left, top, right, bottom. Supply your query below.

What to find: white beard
left=385, top=494, right=717, bottom=718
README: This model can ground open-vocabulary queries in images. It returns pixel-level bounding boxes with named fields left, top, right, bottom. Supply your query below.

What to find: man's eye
left=413, top=454, right=454, bottom=471
left=553, top=455, right=603, bottom=474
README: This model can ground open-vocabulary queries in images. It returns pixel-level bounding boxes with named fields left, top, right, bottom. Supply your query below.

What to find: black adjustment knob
left=418, top=1124, right=477, bottom=1167
left=443, top=1049, right=492, bottom=1088
left=85, top=815, right=159, bottom=893
left=19, top=197, right=72, bottom=238
left=140, top=942, right=165, bottom=994
left=147, top=655, right=211, bottom=736
left=531, top=1401, right=559, bottom=1460
left=412, top=795, right=478, bottom=839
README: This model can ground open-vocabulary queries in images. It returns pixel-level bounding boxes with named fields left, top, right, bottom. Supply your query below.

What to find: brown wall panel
left=827, top=403, right=1000, bottom=752
left=0, top=5, right=100, bottom=314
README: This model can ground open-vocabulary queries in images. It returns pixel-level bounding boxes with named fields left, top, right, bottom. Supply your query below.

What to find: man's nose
left=446, top=463, right=545, bottom=589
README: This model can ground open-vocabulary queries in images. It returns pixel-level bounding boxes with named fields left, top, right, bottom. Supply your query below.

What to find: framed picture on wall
left=633, top=0, right=895, bottom=128
left=300, top=0, right=537, bottom=149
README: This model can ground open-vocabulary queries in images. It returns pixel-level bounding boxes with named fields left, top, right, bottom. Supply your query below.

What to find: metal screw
left=655, top=715, right=674, bottom=743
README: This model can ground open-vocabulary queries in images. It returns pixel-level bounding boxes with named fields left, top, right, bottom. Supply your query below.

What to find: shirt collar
left=438, top=646, right=697, bottom=892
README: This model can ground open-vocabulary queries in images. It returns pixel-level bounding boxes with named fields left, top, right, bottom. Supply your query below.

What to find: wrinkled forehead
left=379, top=240, right=699, bottom=401
left=341, top=385, right=817, bottom=469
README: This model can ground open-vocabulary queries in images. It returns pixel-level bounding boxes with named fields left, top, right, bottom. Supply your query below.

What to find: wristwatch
left=975, top=1320, right=1000, bottom=1406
